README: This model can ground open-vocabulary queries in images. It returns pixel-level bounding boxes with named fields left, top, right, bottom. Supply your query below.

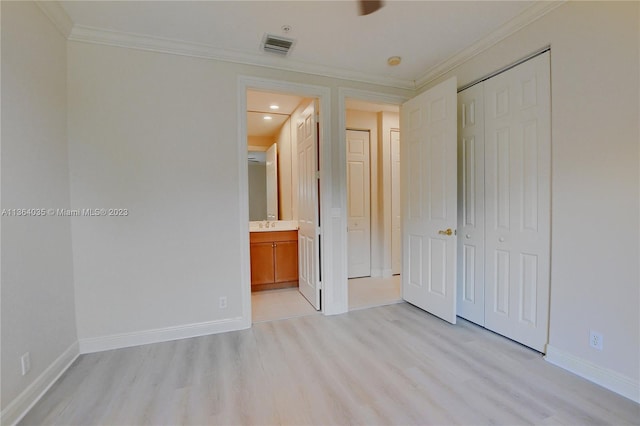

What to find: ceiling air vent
left=262, top=34, right=295, bottom=56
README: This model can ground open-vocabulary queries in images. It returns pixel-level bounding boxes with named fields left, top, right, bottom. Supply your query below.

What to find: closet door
left=484, top=52, right=551, bottom=352
left=457, top=84, right=485, bottom=326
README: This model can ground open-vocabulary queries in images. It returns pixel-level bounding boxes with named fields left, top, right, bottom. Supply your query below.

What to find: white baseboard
left=545, top=345, right=640, bottom=403
left=79, top=316, right=247, bottom=354
left=381, top=269, right=393, bottom=278
left=370, top=269, right=382, bottom=277
left=1, top=341, right=80, bottom=426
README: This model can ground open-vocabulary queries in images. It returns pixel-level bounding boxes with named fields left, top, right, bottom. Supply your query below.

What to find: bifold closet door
left=484, top=52, right=551, bottom=352
left=457, top=84, right=486, bottom=326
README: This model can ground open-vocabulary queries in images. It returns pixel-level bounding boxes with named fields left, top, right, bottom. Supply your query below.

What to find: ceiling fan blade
left=359, top=0, right=383, bottom=16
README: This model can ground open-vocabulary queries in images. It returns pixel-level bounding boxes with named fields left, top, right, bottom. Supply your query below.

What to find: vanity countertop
left=249, top=220, right=298, bottom=232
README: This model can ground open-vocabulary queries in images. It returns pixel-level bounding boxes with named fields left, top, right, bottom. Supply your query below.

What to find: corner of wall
left=0, top=341, right=80, bottom=426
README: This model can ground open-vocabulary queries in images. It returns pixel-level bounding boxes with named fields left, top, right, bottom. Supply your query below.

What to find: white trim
left=237, top=76, right=334, bottom=318
left=415, top=1, right=565, bottom=90
left=68, top=25, right=414, bottom=90
left=338, top=88, right=409, bottom=313
left=35, top=1, right=563, bottom=92
left=78, top=317, right=246, bottom=354
left=545, top=345, right=640, bottom=403
left=34, top=1, right=73, bottom=38
left=1, top=341, right=79, bottom=426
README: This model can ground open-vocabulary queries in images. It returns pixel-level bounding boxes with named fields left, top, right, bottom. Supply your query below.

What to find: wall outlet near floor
left=21, top=352, right=31, bottom=376
left=219, top=296, right=227, bottom=309
left=589, top=330, right=603, bottom=351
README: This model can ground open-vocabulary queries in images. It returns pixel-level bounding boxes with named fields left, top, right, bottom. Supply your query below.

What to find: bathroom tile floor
left=251, top=275, right=402, bottom=323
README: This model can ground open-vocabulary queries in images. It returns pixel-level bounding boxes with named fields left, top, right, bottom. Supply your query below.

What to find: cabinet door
left=250, top=242, right=275, bottom=285
left=274, top=240, right=298, bottom=283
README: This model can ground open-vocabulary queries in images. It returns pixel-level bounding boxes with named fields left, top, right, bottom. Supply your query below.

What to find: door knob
left=438, top=228, right=453, bottom=236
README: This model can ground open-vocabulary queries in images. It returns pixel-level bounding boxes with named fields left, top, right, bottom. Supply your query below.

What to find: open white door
left=297, top=100, right=321, bottom=309
left=266, top=143, right=278, bottom=220
left=346, top=129, right=371, bottom=278
left=401, top=77, right=458, bottom=324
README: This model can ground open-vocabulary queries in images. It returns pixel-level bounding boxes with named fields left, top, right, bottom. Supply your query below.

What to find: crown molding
left=68, top=25, right=415, bottom=90
left=415, top=0, right=566, bottom=90
left=35, top=0, right=73, bottom=38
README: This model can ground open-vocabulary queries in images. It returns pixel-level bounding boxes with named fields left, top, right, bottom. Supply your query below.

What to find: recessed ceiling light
left=269, top=104, right=280, bottom=110
left=387, top=56, right=402, bottom=66
left=263, top=115, right=273, bottom=120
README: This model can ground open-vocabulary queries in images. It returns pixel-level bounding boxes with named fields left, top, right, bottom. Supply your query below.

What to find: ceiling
left=247, top=90, right=304, bottom=138
left=246, top=89, right=400, bottom=140
left=59, top=1, right=539, bottom=88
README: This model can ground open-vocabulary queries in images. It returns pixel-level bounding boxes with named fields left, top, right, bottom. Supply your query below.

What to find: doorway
left=238, top=77, right=333, bottom=325
left=344, top=98, right=403, bottom=310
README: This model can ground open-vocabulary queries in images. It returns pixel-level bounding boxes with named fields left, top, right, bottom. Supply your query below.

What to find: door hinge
left=315, top=170, right=320, bottom=179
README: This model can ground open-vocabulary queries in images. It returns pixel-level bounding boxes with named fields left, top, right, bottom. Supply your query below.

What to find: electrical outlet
left=590, top=330, right=603, bottom=351
left=219, top=296, right=227, bottom=309
left=21, top=352, right=31, bottom=376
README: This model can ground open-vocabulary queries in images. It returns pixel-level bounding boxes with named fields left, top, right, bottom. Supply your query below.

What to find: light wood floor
left=21, top=303, right=639, bottom=425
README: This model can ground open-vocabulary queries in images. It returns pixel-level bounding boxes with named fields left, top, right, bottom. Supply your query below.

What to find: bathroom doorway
left=245, top=88, right=322, bottom=323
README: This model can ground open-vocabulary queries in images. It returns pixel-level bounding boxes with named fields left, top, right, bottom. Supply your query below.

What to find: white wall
left=1, top=1, right=78, bottom=419
left=426, top=1, right=640, bottom=393
left=68, top=42, right=246, bottom=341
left=67, top=40, right=411, bottom=346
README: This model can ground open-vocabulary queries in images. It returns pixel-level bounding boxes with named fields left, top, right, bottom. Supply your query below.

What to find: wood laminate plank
left=20, top=303, right=640, bottom=426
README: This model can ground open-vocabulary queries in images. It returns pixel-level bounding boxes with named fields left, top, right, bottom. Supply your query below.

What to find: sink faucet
left=258, top=220, right=276, bottom=229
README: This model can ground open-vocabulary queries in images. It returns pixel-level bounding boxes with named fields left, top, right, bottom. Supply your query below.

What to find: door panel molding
left=401, top=76, right=458, bottom=324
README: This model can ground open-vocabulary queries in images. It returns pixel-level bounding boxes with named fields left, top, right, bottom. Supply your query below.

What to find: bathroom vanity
left=249, top=222, right=299, bottom=292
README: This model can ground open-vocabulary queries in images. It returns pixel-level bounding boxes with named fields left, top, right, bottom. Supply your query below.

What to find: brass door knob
left=438, top=228, right=453, bottom=236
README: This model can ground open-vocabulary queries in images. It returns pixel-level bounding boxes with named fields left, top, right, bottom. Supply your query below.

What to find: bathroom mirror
left=248, top=145, right=278, bottom=221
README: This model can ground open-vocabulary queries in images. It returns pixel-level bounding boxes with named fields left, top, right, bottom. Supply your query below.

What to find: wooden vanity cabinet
left=250, top=230, right=298, bottom=291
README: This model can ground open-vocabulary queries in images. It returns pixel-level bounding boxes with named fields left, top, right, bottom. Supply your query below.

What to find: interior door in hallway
left=297, top=100, right=321, bottom=310
left=483, top=52, right=551, bottom=352
left=347, top=129, right=371, bottom=278
left=401, top=77, right=458, bottom=324
left=391, top=129, right=402, bottom=275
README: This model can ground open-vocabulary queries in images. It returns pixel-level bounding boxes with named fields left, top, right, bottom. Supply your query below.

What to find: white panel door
left=297, top=100, right=321, bottom=309
left=346, top=130, right=371, bottom=278
left=391, top=130, right=402, bottom=275
left=457, top=84, right=486, bottom=325
left=266, top=143, right=278, bottom=220
left=401, top=77, right=458, bottom=324
left=484, top=52, right=550, bottom=352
